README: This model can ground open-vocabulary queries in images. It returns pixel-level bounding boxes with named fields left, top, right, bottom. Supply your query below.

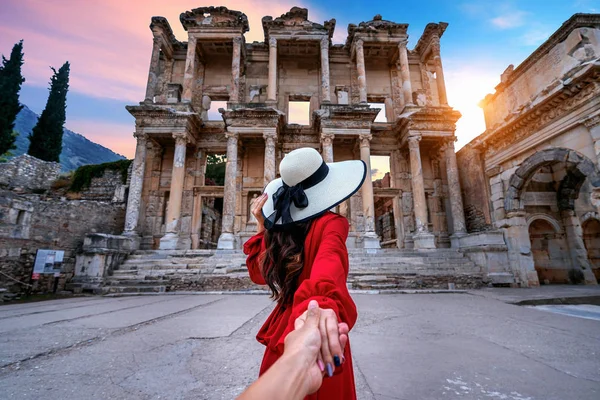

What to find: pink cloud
left=0, top=0, right=311, bottom=102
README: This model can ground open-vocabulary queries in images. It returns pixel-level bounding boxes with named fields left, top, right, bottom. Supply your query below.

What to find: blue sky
left=1, top=0, right=598, bottom=157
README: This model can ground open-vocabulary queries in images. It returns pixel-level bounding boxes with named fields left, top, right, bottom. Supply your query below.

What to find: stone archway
left=505, top=148, right=600, bottom=212
left=502, top=148, right=600, bottom=287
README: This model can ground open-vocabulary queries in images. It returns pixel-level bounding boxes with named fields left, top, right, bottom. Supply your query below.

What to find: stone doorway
left=374, top=196, right=397, bottom=248
left=582, top=218, right=600, bottom=281
left=528, top=218, right=571, bottom=284
left=194, top=197, right=223, bottom=249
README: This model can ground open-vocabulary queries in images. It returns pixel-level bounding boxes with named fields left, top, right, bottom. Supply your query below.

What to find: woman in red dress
left=243, top=147, right=367, bottom=399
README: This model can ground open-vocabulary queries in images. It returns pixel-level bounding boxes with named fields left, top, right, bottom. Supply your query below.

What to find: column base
left=217, top=232, right=236, bottom=250
left=121, top=231, right=141, bottom=250
left=583, top=268, right=598, bottom=285
left=450, top=232, right=467, bottom=249
left=159, top=232, right=179, bottom=250
left=363, top=232, right=381, bottom=249
left=413, top=232, right=436, bottom=249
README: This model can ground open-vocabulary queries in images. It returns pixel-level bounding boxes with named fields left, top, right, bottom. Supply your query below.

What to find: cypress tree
left=28, top=61, right=70, bottom=162
left=0, top=40, right=25, bottom=157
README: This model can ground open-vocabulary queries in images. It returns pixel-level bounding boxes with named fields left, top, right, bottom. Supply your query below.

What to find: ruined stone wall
left=482, top=27, right=600, bottom=129
left=0, top=190, right=125, bottom=294
left=79, top=170, right=127, bottom=201
left=0, top=154, right=61, bottom=192
left=457, top=145, right=492, bottom=232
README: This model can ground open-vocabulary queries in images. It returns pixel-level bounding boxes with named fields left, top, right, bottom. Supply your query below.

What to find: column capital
left=172, top=132, right=189, bottom=146
left=398, top=39, right=408, bottom=49
left=321, top=132, right=335, bottom=145
left=225, top=130, right=239, bottom=141
left=269, top=37, right=277, bottom=48
left=233, top=36, right=243, bottom=45
left=356, top=38, right=364, bottom=48
left=358, top=133, right=373, bottom=148
left=133, top=131, right=148, bottom=142
left=408, top=135, right=422, bottom=148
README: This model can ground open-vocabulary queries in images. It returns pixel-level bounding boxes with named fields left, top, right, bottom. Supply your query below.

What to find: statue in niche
left=247, top=192, right=259, bottom=224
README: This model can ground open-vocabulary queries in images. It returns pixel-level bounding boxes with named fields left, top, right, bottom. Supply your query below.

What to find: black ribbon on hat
left=264, top=161, right=329, bottom=230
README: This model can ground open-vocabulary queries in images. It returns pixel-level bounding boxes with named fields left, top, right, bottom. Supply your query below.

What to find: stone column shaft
left=159, top=133, right=189, bottom=249
left=182, top=36, right=197, bottom=103
left=217, top=131, right=239, bottom=249
left=320, top=37, right=331, bottom=103
left=123, top=132, right=148, bottom=235
left=584, top=115, right=600, bottom=166
left=445, top=139, right=467, bottom=241
left=359, top=134, right=380, bottom=248
left=145, top=38, right=161, bottom=102
left=398, top=40, right=413, bottom=106
left=409, top=135, right=435, bottom=248
left=267, top=37, right=278, bottom=102
left=230, top=36, right=242, bottom=103
left=321, top=133, right=334, bottom=163
left=431, top=38, right=448, bottom=106
left=355, top=39, right=367, bottom=103
left=263, top=132, right=277, bottom=185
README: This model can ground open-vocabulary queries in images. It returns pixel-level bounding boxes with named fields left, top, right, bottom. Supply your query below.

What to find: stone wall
left=0, top=190, right=126, bottom=294
left=456, top=146, right=492, bottom=232
left=0, top=154, right=61, bottom=192
left=79, top=169, right=128, bottom=202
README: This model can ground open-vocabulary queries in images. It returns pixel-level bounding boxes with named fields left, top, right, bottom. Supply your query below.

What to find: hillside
left=11, top=105, right=126, bottom=171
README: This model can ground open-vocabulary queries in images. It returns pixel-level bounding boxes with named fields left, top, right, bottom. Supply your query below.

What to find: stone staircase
left=102, top=248, right=484, bottom=294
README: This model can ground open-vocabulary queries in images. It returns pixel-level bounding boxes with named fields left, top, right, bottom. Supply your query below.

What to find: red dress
left=243, top=211, right=358, bottom=400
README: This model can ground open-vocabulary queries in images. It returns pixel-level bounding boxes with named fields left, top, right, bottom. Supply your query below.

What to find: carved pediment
left=262, top=7, right=335, bottom=41
left=346, top=15, right=408, bottom=47
left=180, top=6, right=249, bottom=33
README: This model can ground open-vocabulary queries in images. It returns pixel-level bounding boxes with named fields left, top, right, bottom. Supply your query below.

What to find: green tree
left=28, top=61, right=70, bottom=162
left=205, top=153, right=226, bottom=186
left=0, top=40, right=25, bottom=157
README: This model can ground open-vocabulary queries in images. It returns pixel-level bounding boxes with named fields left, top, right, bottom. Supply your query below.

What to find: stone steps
left=102, top=248, right=484, bottom=293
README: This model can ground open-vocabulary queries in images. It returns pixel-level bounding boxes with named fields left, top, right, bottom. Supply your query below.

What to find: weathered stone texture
left=456, top=146, right=492, bottom=232
left=0, top=190, right=125, bottom=293
left=0, top=154, right=61, bottom=192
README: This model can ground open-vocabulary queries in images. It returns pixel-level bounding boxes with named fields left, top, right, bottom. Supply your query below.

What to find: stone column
left=584, top=114, right=600, bottom=166
left=397, top=40, right=413, bottom=106
left=320, top=37, right=331, bottom=103
left=562, top=209, right=598, bottom=285
left=355, top=39, right=367, bottom=103
left=321, top=132, right=335, bottom=163
left=145, top=37, right=161, bottom=102
left=230, top=36, right=242, bottom=103
left=358, top=134, right=380, bottom=248
left=408, top=135, right=435, bottom=248
left=263, top=131, right=277, bottom=185
left=159, top=133, right=189, bottom=250
left=217, top=131, right=239, bottom=249
left=182, top=36, right=197, bottom=103
left=431, top=37, right=448, bottom=106
left=123, top=131, right=148, bottom=243
left=267, top=37, right=278, bottom=102
left=444, top=139, right=467, bottom=247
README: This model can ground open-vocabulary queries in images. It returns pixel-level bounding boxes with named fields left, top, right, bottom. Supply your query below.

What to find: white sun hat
left=262, top=147, right=366, bottom=230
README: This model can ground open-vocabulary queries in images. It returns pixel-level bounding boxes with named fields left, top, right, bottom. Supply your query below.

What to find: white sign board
left=32, top=250, right=64, bottom=279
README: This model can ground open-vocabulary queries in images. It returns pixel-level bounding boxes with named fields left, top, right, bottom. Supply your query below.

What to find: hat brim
left=261, top=159, right=367, bottom=228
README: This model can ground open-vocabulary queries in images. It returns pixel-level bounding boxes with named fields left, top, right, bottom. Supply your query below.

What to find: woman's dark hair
left=260, top=221, right=313, bottom=306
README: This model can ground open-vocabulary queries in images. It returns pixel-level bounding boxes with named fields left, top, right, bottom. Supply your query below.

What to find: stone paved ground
left=0, top=288, right=599, bottom=400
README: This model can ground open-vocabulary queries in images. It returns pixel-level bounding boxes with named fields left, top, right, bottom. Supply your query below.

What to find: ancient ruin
left=124, top=6, right=465, bottom=254
left=458, top=14, right=600, bottom=286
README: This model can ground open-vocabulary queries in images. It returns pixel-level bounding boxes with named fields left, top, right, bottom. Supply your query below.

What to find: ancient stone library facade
left=70, top=9, right=600, bottom=293
left=124, top=6, right=465, bottom=254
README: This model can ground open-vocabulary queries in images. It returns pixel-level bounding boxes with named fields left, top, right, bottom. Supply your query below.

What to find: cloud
left=521, top=27, right=551, bottom=46
left=0, top=0, right=308, bottom=103
left=490, top=11, right=527, bottom=29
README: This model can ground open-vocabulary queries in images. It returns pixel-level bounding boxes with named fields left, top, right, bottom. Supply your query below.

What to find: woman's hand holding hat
left=250, top=193, right=268, bottom=234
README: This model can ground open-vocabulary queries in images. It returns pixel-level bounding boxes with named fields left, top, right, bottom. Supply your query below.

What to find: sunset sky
left=0, top=0, right=597, bottom=159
